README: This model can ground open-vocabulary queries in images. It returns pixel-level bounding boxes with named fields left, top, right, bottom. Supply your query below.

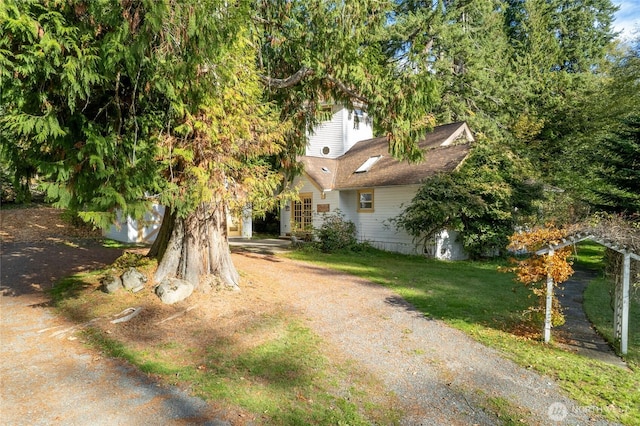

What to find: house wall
left=343, top=109, right=373, bottom=152
left=339, top=185, right=423, bottom=255
left=281, top=177, right=467, bottom=260
left=106, top=205, right=252, bottom=244
left=344, top=185, right=467, bottom=259
left=306, top=107, right=372, bottom=158
left=279, top=177, right=340, bottom=236
left=104, top=204, right=165, bottom=244
left=306, top=107, right=345, bottom=158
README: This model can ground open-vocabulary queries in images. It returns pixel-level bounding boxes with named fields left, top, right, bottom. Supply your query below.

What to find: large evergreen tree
left=1, top=0, right=290, bottom=288
left=0, top=0, right=441, bottom=289
left=504, top=0, right=618, bottom=183
left=591, top=38, right=640, bottom=214
left=594, top=114, right=640, bottom=214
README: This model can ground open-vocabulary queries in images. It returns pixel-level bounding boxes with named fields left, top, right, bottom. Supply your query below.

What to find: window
left=292, top=193, right=313, bottom=230
left=357, top=189, right=374, bottom=212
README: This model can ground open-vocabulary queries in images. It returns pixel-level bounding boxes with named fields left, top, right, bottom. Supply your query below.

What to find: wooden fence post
left=621, top=253, right=630, bottom=355
left=544, top=249, right=555, bottom=343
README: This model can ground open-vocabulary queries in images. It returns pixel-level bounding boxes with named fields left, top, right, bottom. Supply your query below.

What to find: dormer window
left=355, top=156, right=381, bottom=173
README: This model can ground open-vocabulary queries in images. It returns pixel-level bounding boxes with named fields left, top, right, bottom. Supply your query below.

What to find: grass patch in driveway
left=287, top=247, right=640, bottom=425
left=51, top=252, right=401, bottom=426
left=79, top=311, right=399, bottom=425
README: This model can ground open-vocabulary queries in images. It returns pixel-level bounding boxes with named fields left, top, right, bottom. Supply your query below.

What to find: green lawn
left=287, top=246, right=640, bottom=425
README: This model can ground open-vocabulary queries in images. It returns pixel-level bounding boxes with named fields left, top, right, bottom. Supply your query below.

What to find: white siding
left=306, top=107, right=373, bottom=158
left=306, top=107, right=345, bottom=158
left=104, top=204, right=164, bottom=244
left=432, top=229, right=467, bottom=260
left=344, top=185, right=421, bottom=254
left=343, top=109, right=373, bottom=152
left=341, top=186, right=467, bottom=260
left=281, top=177, right=467, bottom=260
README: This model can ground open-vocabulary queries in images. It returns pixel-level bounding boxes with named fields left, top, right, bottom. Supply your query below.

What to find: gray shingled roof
left=301, top=122, right=473, bottom=191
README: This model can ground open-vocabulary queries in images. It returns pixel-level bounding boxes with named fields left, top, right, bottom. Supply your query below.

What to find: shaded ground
left=0, top=207, right=622, bottom=425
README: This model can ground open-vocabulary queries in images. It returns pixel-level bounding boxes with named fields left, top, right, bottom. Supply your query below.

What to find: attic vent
left=321, top=167, right=330, bottom=173
left=321, top=146, right=331, bottom=155
left=355, top=155, right=381, bottom=173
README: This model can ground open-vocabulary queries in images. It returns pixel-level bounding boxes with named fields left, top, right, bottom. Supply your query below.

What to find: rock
left=121, top=267, right=147, bottom=292
left=100, top=275, right=122, bottom=294
left=155, top=278, right=194, bottom=304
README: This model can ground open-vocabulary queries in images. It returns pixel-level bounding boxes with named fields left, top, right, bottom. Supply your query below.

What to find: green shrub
left=314, top=210, right=358, bottom=253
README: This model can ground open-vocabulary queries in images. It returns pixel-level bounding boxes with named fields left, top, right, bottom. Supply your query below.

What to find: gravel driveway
left=0, top=240, right=232, bottom=426
left=0, top=211, right=619, bottom=425
left=233, top=251, right=617, bottom=426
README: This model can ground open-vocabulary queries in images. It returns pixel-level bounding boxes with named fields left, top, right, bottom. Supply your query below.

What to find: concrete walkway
left=228, top=237, right=292, bottom=254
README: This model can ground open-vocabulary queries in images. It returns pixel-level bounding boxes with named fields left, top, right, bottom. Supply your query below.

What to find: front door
left=292, top=193, right=313, bottom=233
left=227, top=214, right=242, bottom=237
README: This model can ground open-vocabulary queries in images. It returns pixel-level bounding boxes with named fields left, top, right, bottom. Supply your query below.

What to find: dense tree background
left=0, top=0, right=443, bottom=288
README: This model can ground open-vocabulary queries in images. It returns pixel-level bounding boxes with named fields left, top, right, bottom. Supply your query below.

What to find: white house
left=105, top=204, right=165, bottom=244
left=280, top=106, right=474, bottom=260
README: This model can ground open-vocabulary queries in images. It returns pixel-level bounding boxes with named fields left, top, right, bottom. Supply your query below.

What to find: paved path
left=0, top=241, right=230, bottom=426
left=556, top=268, right=627, bottom=368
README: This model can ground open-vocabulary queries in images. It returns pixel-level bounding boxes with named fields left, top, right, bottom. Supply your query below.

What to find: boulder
left=155, top=278, right=194, bottom=304
left=121, top=267, right=147, bottom=293
left=100, top=274, right=122, bottom=294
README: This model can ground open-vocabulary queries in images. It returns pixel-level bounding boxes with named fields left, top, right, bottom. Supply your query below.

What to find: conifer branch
left=259, top=67, right=315, bottom=89
left=326, top=74, right=369, bottom=103
left=260, top=68, right=369, bottom=103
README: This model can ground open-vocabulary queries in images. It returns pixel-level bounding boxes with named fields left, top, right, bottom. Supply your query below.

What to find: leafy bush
left=391, top=140, right=543, bottom=258
left=314, top=210, right=358, bottom=253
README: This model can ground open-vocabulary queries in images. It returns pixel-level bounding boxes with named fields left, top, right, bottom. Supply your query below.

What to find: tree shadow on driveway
left=0, top=240, right=123, bottom=297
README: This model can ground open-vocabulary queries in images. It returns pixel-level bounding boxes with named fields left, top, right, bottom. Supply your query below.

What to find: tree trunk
left=150, top=202, right=240, bottom=290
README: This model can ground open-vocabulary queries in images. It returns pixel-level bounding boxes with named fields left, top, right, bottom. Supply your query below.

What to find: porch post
left=241, top=204, right=253, bottom=239
left=544, top=249, right=554, bottom=343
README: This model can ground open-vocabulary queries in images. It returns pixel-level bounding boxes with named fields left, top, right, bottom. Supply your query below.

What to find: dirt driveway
left=0, top=208, right=233, bottom=425
left=0, top=207, right=615, bottom=425
left=233, top=252, right=616, bottom=425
